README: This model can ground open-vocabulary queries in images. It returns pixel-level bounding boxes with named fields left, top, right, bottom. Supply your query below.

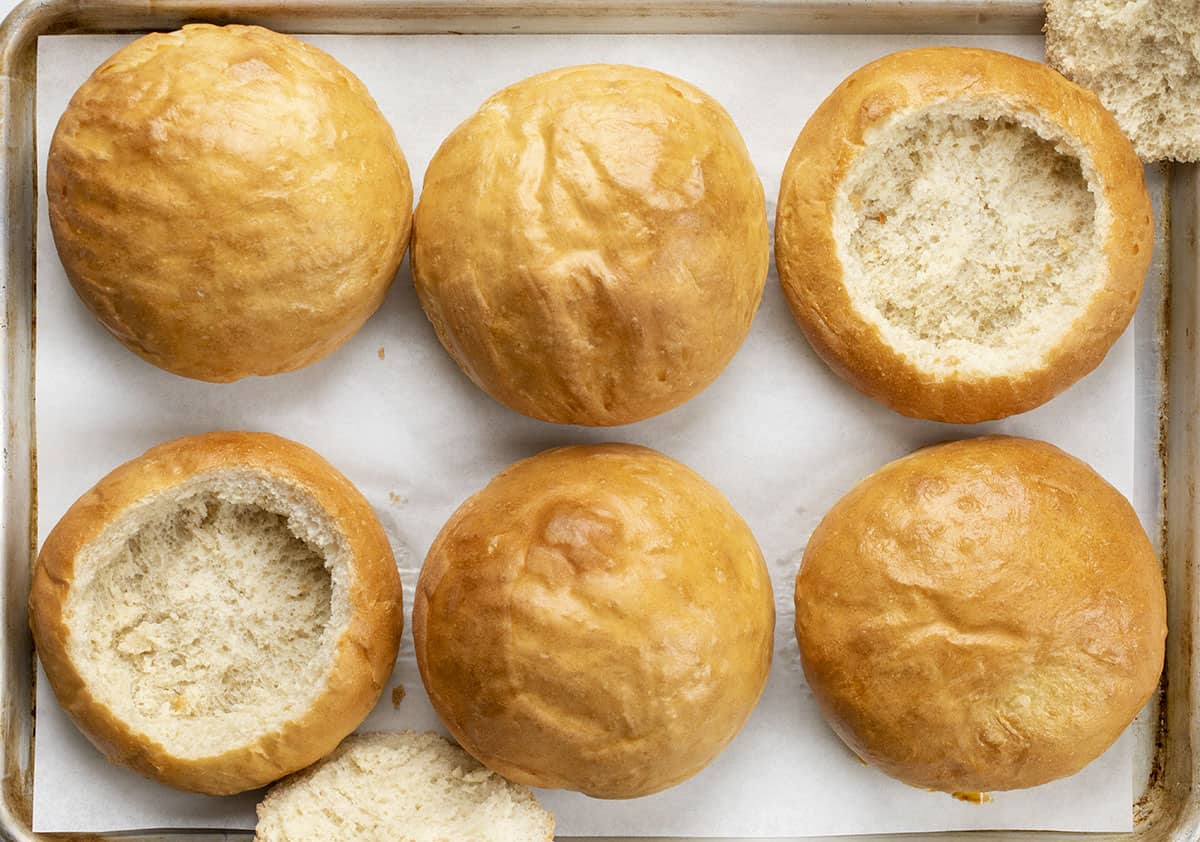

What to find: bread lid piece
left=794, top=436, right=1166, bottom=793
left=254, top=731, right=555, bottom=842
left=1046, top=0, right=1200, bottom=163
left=775, top=47, right=1153, bottom=423
left=30, top=432, right=403, bottom=794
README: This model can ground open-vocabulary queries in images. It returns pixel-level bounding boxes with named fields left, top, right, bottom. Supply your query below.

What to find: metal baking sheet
left=1, top=1, right=1196, bottom=841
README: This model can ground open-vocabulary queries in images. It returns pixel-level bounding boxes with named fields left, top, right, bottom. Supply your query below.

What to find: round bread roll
left=47, top=24, right=412, bottom=382
left=254, top=732, right=555, bottom=842
left=775, top=48, right=1153, bottom=423
left=412, top=444, right=774, bottom=798
left=30, top=432, right=403, bottom=794
left=794, top=436, right=1166, bottom=793
left=412, top=64, right=769, bottom=426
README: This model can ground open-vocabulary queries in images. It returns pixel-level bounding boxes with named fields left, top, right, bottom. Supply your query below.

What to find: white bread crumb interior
left=1046, top=0, right=1200, bottom=163
left=254, top=731, right=555, bottom=842
left=833, top=101, right=1111, bottom=378
left=64, top=469, right=351, bottom=759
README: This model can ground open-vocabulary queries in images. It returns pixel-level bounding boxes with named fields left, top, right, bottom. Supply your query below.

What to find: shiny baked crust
left=30, top=431, right=403, bottom=794
left=794, top=436, right=1166, bottom=793
left=411, top=64, right=769, bottom=426
left=775, top=47, right=1153, bottom=422
left=412, top=443, right=775, bottom=798
left=47, top=24, right=413, bottom=382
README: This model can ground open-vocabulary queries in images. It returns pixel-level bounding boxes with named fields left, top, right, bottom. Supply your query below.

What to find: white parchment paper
left=33, top=33, right=1143, bottom=837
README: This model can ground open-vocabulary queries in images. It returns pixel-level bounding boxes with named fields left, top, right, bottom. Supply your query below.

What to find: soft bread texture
left=1046, top=0, right=1200, bottom=162
left=794, top=436, right=1166, bottom=793
left=30, top=432, right=403, bottom=794
left=254, top=732, right=555, bottom=842
left=776, top=47, right=1152, bottom=423
left=47, top=24, right=413, bottom=382
left=412, top=64, right=769, bottom=426
left=413, top=444, right=774, bottom=798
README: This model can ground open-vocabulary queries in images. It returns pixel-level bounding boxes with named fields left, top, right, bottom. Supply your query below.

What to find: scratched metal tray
left=0, top=1, right=1195, bottom=840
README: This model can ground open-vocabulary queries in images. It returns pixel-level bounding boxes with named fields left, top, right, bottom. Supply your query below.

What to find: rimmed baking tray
left=1, top=1, right=1196, bottom=840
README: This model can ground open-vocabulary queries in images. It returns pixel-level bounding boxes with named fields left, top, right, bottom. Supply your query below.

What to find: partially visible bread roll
left=795, top=436, right=1166, bottom=793
left=254, top=732, right=555, bottom=842
left=47, top=24, right=412, bottom=381
left=1046, top=0, right=1200, bottom=162
left=412, top=64, right=769, bottom=426
left=30, top=432, right=403, bottom=795
left=413, top=444, right=775, bottom=798
left=775, top=47, right=1152, bottom=423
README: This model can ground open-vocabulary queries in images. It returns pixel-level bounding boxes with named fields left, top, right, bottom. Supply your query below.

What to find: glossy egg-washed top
left=412, top=65, right=769, bottom=426
left=413, top=444, right=775, bottom=798
left=795, top=436, right=1166, bottom=793
left=47, top=24, right=413, bottom=382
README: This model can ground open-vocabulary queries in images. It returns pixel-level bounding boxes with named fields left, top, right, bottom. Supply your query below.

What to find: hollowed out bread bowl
left=413, top=444, right=775, bottom=798
left=775, top=47, right=1153, bottom=423
left=794, top=436, right=1166, bottom=793
left=254, top=732, right=555, bottom=841
left=412, top=64, right=769, bottom=426
left=29, top=432, right=403, bottom=794
left=47, top=24, right=413, bottom=382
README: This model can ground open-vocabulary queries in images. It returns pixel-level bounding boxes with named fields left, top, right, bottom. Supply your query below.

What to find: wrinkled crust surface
left=794, top=436, right=1166, bottom=793
left=412, top=64, right=769, bottom=426
left=413, top=444, right=774, bottom=798
left=47, top=24, right=413, bottom=381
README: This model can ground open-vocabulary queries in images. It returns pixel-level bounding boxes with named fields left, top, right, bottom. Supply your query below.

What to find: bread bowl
left=794, top=436, right=1166, bottom=793
left=30, top=431, right=402, bottom=794
left=775, top=47, right=1153, bottom=422
left=254, top=731, right=555, bottom=841
left=412, top=64, right=769, bottom=426
left=47, top=24, right=413, bottom=381
left=413, top=443, right=774, bottom=798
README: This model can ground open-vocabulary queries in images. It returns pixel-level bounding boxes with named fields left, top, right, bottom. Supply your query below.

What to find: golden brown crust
left=412, top=444, right=774, bottom=798
left=411, top=64, right=769, bottom=426
left=47, top=24, right=413, bottom=382
left=30, top=431, right=403, bottom=794
left=794, top=436, right=1166, bottom=792
left=775, top=47, right=1153, bottom=423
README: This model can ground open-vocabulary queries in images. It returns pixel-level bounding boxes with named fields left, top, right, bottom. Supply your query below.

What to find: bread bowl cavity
left=835, top=102, right=1110, bottom=378
left=30, top=432, right=403, bottom=794
left=775, top=47, right=1153, bottom=423
left=66, top=470, right=349, bottom=759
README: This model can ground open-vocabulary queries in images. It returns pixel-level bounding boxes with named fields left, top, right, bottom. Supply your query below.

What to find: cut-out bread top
left=254, top=731, right=555, bottom=842
left=776, top=47, right=1152, bottom=423
left=30, top=432, right=402, bottom=795
left=1046, top=0, right=1200, bottom=163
